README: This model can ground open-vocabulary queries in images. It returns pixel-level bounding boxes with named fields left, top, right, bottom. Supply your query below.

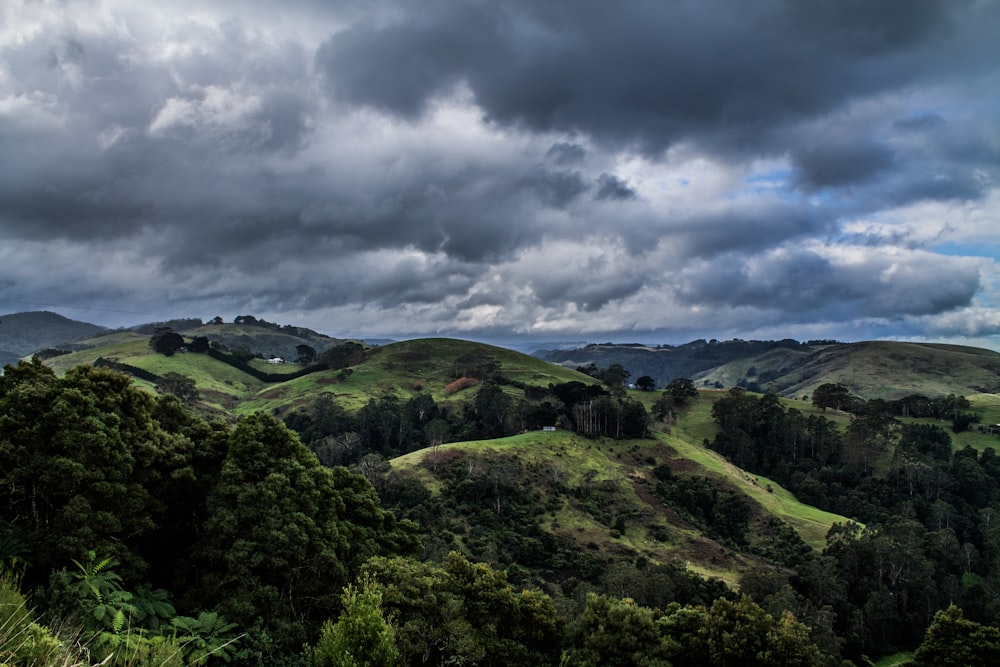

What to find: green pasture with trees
left=5, top=328, right=1000, bottom=665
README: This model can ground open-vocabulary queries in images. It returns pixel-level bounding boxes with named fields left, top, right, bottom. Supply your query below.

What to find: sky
left=1, top=0, right=999, bottom=350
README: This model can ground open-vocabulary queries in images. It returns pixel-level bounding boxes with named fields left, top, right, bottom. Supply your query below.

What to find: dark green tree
left=475, top=382, right=515, bottom=439
left=665, top=377, right=698, bottom=406
left=635, top=375, right=656, bottom=391
left=599, top=364, right=631, bottom=392
left=296, top=344, right=317, bottom=365
left=911, top=605, right=1000, bottom=666
left=564, top=592, right=667, bottom=666
left=363, top=553, right=562, bottom=666
left=149, top=328, right=185, bottom=356
left=155, top=372, right=199, bottom=407
left=0, top=361, right=163, bottom=581
left=192, top=413, right=417, bottom=649
left=811, top=383, right=854, bottom=412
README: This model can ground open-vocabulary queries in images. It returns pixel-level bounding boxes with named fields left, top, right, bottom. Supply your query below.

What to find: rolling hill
left=8, top=316, right=1000, bottom=662
left=0, top=310, right=107, bottom=365
left=12, top=314, right=1000, bottom=605
left=535, top=339, right=1000, bottom=400
left=36, top=329, right=593, bottom=418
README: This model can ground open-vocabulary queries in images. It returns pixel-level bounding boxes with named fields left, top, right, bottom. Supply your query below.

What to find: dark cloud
left=785, top=0, right=957, bottom=54
left=523, top=168, right=590, bottom=209
left=594, top=174, right=636, bottom=201
left=674, top=247, right=981, bottom=319
left=546, top=142, right=586, bottom=166
left=315, top=0, right=993, bottom=157
left=0, top=0, right=996, bottom=345
left=792, top=141, right=895, bottom=190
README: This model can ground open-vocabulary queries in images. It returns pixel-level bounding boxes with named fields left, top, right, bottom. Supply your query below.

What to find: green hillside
left=539, top=339, right=1000, bottom=401
left=0, top=310, right=107, bottom=364
left=37, top=332, right=594, bottom=418
left=387, top=390, right=852, bottom=590
left=706, top=341, right=1000, bottom=400
left=27, top=329, right=1000, bottom=592
left=12, top=329, right=1000, bottom=663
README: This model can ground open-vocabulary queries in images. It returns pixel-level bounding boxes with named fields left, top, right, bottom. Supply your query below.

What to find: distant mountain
left=534, top=339, right=1000, bottom=400
left=0, top=311, right=107, bottom=365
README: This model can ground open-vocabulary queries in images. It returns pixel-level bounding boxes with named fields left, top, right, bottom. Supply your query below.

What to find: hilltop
left=536, top=338, right=1000, bottom=400
left=0, top=310, right=106, bottom=365
left=36, top=328, right=590, bottom=418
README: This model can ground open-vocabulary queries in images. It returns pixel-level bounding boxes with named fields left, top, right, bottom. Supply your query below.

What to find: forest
left=3, top=357, right=1000, bottom=666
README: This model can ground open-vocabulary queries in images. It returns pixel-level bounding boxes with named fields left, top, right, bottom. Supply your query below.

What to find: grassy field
left=658, top=394, right=852, bottom=548
left=38, top=335, right=594, bottom=419
left=391, top=386, right=854, bottom=591
left=235, top=338, right=594, bottom=416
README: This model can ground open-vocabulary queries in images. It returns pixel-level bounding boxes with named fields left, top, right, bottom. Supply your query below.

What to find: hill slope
left=536, top=339, right=1000, bottom=400
left=385, top=392, right=853, bottom=592
left=38, top=332, right=594, bottom=417
left=0, top=310, right=106, bottom=364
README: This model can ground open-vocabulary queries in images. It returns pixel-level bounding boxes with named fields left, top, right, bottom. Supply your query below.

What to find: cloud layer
left=1, top=0, right=998, bottom=347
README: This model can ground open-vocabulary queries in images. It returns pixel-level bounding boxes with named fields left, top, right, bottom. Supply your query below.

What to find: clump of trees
left=708, top=386, right=1000, bottom=660
left=0, top=358, right=418, bottom=663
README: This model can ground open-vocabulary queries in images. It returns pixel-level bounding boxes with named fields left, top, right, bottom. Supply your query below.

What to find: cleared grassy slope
left=241, top=337, right=593, bottom=411
left=698, top=341, right=1000, bottom=400
left=39, top=335, right=595, bottom=418
left=391, top=389, right=854, bottom=587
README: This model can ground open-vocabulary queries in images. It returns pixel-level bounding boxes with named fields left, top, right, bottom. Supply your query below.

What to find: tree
left=296, top=344, right=317, bottom=365
left=599, top=364, right=630, bottom=391
left=475, top=382, right=515, bottom=439
left=319, top=342, right=367, bottom=370
left=666, top=378, right=698, bottom=406
left=188, top=336, right=211, bottom=353
left=911, top=605, right=1000, bottom=666
left=635, top=375, right=656, bottom=391
left=564, top=593, right=667, bottom=666
left=149, top=327, right=185, bottom=356
left=0, top=361, right=163, bottom=581
left=192, top=414, right=418, bottom=649
left=156, top=372, right=200, bottom=407
left=310, top=578, right=397, bottom=667
left=811, top=383, right=853, bottom=412
left=363, top=553, right=562, bottom=666
left=702, top=596, right=821, bottom=667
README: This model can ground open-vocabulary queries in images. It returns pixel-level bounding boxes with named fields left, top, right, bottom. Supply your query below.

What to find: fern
left=70, top=551, right=124, bottom=605
left=170, top=611, right=241, bottom=664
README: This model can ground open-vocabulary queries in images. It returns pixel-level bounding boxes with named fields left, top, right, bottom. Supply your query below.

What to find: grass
left=662, top=408, right=852, bottom=549
left=390, top=388, right=852, bottom=591
left=390, top=429, right=754, bottom=585
left=39, top=335, right=592, bottom=419
left=237, top=338, right=595, bottom=416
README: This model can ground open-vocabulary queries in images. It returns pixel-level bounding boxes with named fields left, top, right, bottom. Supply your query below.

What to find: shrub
left=443, top=377, right=478, bottom=396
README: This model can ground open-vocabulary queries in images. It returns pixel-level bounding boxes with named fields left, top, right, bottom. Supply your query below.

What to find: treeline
left=284, top=376, right=648, bottom=468
left=812, top=382, right=982, bottom=431
left=0, top=359, right=418, bottom=665
left=709, top=387, right=1000, bottom=660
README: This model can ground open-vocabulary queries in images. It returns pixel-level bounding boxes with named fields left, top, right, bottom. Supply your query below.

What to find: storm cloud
left=1, top=0, right=998, bottom=348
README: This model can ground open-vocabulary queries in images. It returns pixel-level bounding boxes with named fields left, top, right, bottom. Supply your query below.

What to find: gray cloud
left=315, top=0, right=993, bottom=157
left=674, top=246, right=982, bottom=320
left=595, top=174, right=636, bottom=201
left=0, top=0, right=997, bottom=346
left=546, top=142, right=586, bottom=166
left=792, top=141, right=896, bottom=190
